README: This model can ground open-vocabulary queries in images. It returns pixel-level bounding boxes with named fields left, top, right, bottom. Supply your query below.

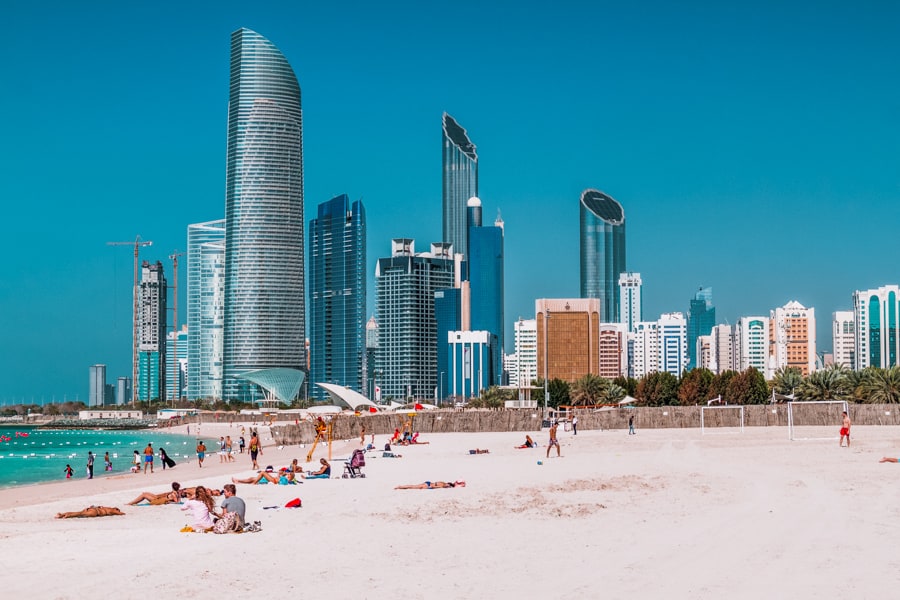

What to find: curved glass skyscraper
left=580, top=189, right=626, bottom=323
left=223, top=28, right=305, bottom=402
left=442, top=113, right=478, bottom=256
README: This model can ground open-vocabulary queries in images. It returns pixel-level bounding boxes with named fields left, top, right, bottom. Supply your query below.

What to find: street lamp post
left=543, top=311, right=551, bottom=419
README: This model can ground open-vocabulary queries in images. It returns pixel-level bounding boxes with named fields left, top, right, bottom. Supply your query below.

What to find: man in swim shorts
left=143, top=443, right=154, bottom=474
left=546, top=421, right=561, bottom=458
left=840, top=411, right=851, bottom=447
left=197, top=441, right=207, bottom=468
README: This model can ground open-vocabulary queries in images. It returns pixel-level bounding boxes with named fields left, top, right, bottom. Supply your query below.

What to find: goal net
left=700, top=405, right=744, bottom=435
left=787, top=400, right=849, bottom=441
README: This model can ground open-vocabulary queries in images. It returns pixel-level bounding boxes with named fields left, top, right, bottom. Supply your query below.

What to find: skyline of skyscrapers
left=580, top=189, right=626, bottom=323
left=442, top=112, right=478, bottom=259
left=308, top=194, right=366, bottom=401
left=222, top=28, right=306, bottom=403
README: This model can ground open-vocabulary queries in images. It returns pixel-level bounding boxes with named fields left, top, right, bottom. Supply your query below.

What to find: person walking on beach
left=572, top=416, right=578, bottom=435
left=104, top=451, right=112, bottom=472
left=239, top=436, right=245, bottom=454
left=546, top=422, right=561, bottom=458
left=628, top=414, right=636, bottom=435
left=143, top=442, right=155, bottom=474
left=840, top=411, right=851, bottom=447
left=86, top=451, right=94, bottom=479
left=218, top=436, right=227, bottom=463
left=360, top=425, right=367, bottom=446
left=249, top=431, right=261, bottom=470
left=196, top=440, right=207, bottom=468
left=225, top=436, right=235, bottom=462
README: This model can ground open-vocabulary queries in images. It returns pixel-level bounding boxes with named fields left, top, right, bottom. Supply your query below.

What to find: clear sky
left=1, top=1, right=898, bottom=404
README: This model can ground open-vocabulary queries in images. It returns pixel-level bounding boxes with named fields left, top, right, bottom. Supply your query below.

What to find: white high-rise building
left=629, top=321, right=659, bottom=379
left=513, top=318, right=537, bottom=387
left=770, top=301, right=816, bottom=375
left=853, top=285, right=900, bottom=370
left=658, top=312, right=687, bottom=376
left=737, top=316, right=770, bottom=377
left=187, top=219, right=225, bottom=402
left=832, top=310, right=855, bottom=370
left=618, top=272, right=642, bottom=333
left=708, top=324, right=737, bottom=374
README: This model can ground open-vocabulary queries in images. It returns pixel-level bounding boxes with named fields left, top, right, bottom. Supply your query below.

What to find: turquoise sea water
left=0, top=427, right=195, bottom=489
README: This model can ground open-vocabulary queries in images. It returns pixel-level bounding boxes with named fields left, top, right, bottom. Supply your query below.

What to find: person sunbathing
left=515, top=435, right=535, bottom=449
left=56, top=506, right=125, bottom=519
left=410, top=433, right=430, bottom=444
left=302, top=458, right=331, bottom=479
left=232, top=471, right=297, bottom=485
left=128, top=482, right=183, bottom=505
left=469, top=448, right=490, bottom=454
left=395, top=480, right=466, bottom=490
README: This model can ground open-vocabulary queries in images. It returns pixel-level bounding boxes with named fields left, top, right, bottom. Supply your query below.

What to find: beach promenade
left=2, top=421, right=899, bottom=599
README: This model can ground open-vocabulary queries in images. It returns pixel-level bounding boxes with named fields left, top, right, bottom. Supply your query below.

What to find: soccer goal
left=700, top=405, right=745, bottom=434
left=787, top=400, right=849, bottom=441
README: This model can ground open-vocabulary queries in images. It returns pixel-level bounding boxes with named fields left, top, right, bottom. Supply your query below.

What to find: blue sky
left=1, top=1, right=898, bottom=404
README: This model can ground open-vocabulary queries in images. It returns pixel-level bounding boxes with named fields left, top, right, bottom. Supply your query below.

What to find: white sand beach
left=2, top=421, right=900, bottom=599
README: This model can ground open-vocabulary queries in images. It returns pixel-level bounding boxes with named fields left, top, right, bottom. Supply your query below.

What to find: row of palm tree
left=469, top=365, right=900, bottom=409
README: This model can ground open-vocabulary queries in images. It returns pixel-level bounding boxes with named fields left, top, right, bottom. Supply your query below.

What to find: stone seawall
left=266, top=404, right=900, bottom=445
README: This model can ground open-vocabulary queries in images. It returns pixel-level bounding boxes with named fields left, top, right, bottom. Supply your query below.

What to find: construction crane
left=168, top=250, right=185, bottom=405
left=107, top=236, right=153, bottom=406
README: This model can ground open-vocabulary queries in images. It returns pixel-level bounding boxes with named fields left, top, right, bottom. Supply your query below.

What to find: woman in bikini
left=395, top=480, right=466, bottom=490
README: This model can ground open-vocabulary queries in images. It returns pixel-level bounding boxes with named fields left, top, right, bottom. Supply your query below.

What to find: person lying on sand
left=469, top=449, right=490, bottom=454
left=515, top=435, right=535, bottom=449
left=879, top=457, right=900, bottom=463
left=302, top=458, right=331, bottom=479
left=395, top=480, right=466, bottom=490
left=128, top=482, right=183, bottom=505
left=232, top=471, right=298, bottom=485
left=56, top=506, right=124, bottom=519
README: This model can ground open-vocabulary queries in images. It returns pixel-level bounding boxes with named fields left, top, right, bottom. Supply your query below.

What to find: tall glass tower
left=687, top=287, right=716, bottom=370
left=138, top=260, right=167, bottom=401
left=467, top=198, right=504, bottom=385
left=579, top=189, right=626, bottom=322
left=223, top=28, right=305, bottom=402
left=308, top=194, right=366, bottom=401
left=187, top=219, right=225, bottom=402
left=442, top=112, right=478, bottom=257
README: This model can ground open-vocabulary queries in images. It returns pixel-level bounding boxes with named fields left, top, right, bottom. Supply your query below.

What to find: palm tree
left=862, top=366, right=900, bottom=404
left=773, top=367, right=803, bottom=397
left=797, top=366, right=851, bottom=401
left=570, top=374, right=609, bottom=406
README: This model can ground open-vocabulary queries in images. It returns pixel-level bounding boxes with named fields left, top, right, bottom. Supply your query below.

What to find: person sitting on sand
left=395, top=481, right=466, bottom=490
left=515, top=435, right=535, bottom=449
left=390, top=429, right=401, bottom=443
left=410, top=432, right=429, bottom=444
left=56, top=506, right=125, bottom=519
left=232, top=470, right=297, bottom=485
left=302, top=458, right=331, bottom=479
left=128, top=482, right=184, bottom=505
left=287, top=458, right=302, bottom=474
left=181, top=486, right=215, bottom=531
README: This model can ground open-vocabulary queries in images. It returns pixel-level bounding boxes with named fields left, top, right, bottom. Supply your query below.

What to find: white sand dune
left=2, top=422, right=899, bottom=599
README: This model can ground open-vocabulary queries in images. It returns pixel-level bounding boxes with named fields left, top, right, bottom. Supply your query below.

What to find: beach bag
left=213, top=511, right=240, bottom=534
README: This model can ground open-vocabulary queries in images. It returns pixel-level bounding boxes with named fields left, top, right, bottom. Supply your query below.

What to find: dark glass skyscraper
left=308, top=194, right=366, bottom=401
left=580, top=189, right=626, bottom=322
left=687, top=287, right=716, bottom=370
left=223, top=28, right=305, bottom=402
left=442, top=113, right=478, bottom=257
left=467, top=198, right=504, bottom=385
